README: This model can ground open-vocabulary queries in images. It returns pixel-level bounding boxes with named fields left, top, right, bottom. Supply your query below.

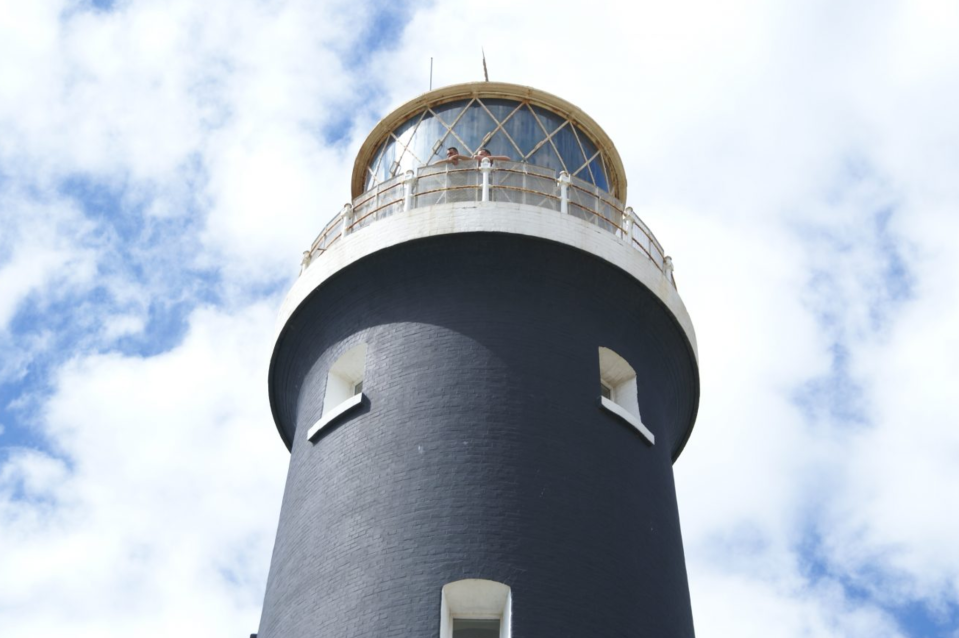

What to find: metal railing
left=301, top=160, right=676, bottom=289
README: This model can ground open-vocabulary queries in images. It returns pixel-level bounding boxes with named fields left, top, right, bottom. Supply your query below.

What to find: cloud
left=0, top=191, right=98, bottom=332
left=0, top=0, right=411, bottom=392
left=0, top=188, right=102, bottom=383
left=0, top=302, right=287, bottom=638
left=690, top=567, right=906, bottom=638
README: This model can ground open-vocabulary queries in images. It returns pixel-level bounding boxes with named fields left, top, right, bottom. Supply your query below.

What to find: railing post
left=558, top=171, right=571, bottom=214
left=403, top=170, right=415, bottom=212
left=339, top=202, right=354, bottom=238
left=625, top=206, right=636, bottom=244
left=299, top=250, right=313, bottom=276
left=480, top=157, right=492, bottom=202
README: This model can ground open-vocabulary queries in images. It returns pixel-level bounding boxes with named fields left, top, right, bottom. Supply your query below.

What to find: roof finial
left=482, top=48, right=489, bottom=82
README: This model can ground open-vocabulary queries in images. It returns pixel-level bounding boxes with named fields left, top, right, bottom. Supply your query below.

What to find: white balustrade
left=302, top=163, right=674, bottom=289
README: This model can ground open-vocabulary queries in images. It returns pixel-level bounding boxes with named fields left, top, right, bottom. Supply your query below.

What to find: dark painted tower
left=258, top=83, right=700, bottom=638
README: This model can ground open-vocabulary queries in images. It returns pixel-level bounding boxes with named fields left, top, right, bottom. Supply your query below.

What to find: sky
left=1, top=0, right=958, bottom=636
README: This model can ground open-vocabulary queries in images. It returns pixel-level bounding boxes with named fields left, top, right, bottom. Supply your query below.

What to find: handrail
left=301, top=160, right=676, bottom=289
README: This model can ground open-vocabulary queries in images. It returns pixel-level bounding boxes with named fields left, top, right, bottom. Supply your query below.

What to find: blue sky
left=2, top=1, right=958, bottom=636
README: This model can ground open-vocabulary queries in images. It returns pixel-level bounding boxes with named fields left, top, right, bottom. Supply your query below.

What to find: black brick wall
left=260, top=233, right=699, bottom=637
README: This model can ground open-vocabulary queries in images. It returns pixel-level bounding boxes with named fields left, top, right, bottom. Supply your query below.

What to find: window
left=598, top=347, right=654, bottom=445
left=307, top=343, right=367, bottom=441
left=364, top=98, right=613, bottom=194
left=453, top=619, right=500, bottom=638
left=440, top=579, right=511, bottom=638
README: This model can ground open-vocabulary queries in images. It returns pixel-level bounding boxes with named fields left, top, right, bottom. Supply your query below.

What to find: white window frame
left=598, top=347, right=654, bottom=445
left=307, top=343, right=367, bottom=441
left=439, top=579, right=511, bottom=638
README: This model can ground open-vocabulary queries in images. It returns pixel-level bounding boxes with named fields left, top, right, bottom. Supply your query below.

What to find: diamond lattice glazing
left=365, top=98, right=611, bottom=193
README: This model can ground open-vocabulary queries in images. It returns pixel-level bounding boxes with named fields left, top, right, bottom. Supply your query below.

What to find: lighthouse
left=257, top=82, right=700, bottom=637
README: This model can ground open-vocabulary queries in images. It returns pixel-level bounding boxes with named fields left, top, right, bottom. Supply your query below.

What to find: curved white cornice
left=277, top=202, right=698, bottom=363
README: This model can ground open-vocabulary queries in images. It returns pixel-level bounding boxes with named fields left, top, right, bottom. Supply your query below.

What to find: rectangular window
left=453, top=618, right=500, bottom=638
left=440, top=579, right=511, bottom=638
left=322, top=343, right=368, bottom=416
left=598, top=346, right=654, bottom=445
left=308, top=342, right=368, bottom=442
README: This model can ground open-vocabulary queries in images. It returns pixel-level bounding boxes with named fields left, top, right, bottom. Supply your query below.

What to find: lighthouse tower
left=258, top=83, right=700, bottom=638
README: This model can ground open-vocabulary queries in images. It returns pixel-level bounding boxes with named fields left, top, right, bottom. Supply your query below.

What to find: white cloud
left=0, top=0, right=387, bottom=378
left=0, top=0, right=374, bottom=291
left=820, top=230, right=959, bottom=604
left=0, top=302, right=287, bottom=638
left=690, top=567, right=906, bottom=638
left=100, top=313, right=146, bottom=341
left=0, top=191, right=99, bottom=331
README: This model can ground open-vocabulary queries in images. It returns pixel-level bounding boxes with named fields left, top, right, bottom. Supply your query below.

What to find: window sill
left=599, top=396, right=654, bottom=445
left=308, top=393, right=364, bottom=442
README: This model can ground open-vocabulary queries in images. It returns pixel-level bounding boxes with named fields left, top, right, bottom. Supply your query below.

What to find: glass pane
left=392, top=112, right=421, bottom=147
left=550, top=123, right=584, bottom=173
left=482, top=130, right=518, bottom=162
left=502, top=104, right=545, bottom=159
left=431, top=99, right=470, bottom=128
left=398, top=141, right=422, bottom=168
left=410, top=115, right=452, bottom=168
left=591, top=155, right=609, bottom=192
left=532, top=104, right=565, bottom=134
left=452, top=103, right=496, bottom=155
left=572, top=126, right=598, bottom=183
left=479, top=98, right=521, bottom=127
left=452, top=618, right=500, bottom=638
left=378, top=139, right=397, bottom=181
left=528, top=142, right=563, bottom=174
left=393, top=111, right=424, bottom=168
left=572, top=160, right=593, bottom=184
left=366, top=141, right=386, bottom=189
left=575, top=125, right=598, bottom=161
left=393, top=146, right=415, bottom=177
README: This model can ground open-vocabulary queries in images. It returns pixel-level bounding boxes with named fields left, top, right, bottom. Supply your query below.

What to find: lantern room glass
left=364, top=97, right=611, bottom=193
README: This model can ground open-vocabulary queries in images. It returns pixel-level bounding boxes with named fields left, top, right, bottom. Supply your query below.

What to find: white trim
left=307, top=392, right=363, bottom=442
left=277, top=202, right=697, bottom=362
left=440, top=579, right=511, bottom=638
left=600, top=396, right=655, bottom=445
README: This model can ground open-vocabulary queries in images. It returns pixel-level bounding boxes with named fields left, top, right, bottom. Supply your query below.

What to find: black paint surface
left=260, top=233, right=699, bottom=637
